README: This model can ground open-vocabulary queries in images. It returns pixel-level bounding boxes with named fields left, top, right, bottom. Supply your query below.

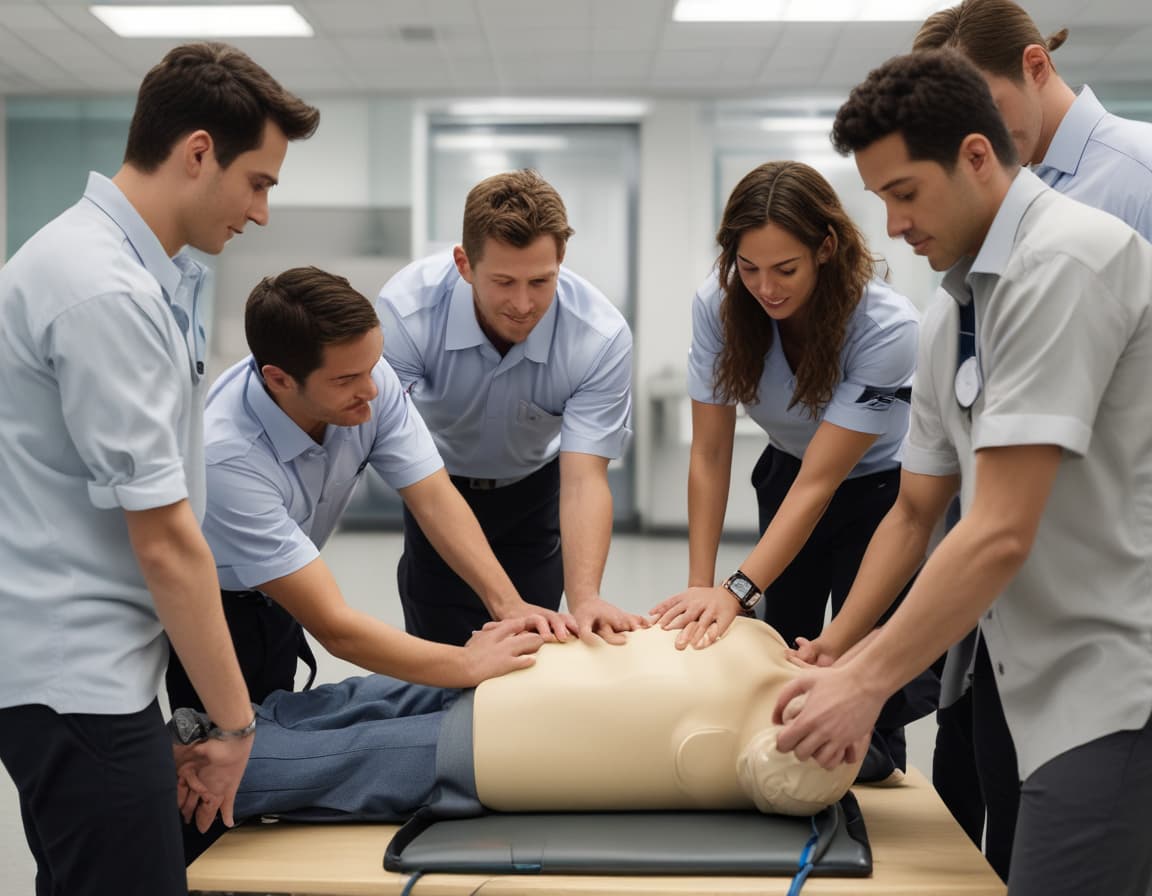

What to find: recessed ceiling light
left=445, top=99, right=649, bottom=120
left=673, top=0, right=949, bottom=23
left=90, top=5, right=313, bottom=38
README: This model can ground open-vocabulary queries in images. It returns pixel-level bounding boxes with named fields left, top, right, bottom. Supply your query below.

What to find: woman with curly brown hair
left=651, top=161, right=933, bottom=781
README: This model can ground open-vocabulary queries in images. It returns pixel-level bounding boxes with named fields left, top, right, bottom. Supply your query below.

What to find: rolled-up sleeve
left=823, top=317, right=918, bottom=436
left=367, top=362, right=445, bottom=488
left=560, top=326, right=634, bottom=459
left=48, top=292, right=190, bottom=511
left=686, top=275, right=730, bottom=405
left=201, top=456, right=319, bottom=590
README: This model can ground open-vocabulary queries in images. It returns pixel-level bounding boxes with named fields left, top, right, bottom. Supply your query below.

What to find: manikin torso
left=473, top=618, right=861, bottom=814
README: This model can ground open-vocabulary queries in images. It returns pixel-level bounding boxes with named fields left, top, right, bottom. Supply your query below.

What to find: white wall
left=272, top=97, right=413, bottom=208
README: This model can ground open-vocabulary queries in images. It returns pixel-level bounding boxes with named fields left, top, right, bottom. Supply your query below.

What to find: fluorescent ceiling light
left=90, top=5, right=313, bottom=38
left=445, top=99, right=648, bottom=119
left=433, top=134, right=570, bottom=152
left=674, top=0, right=948, bottom=22
left=759, top=116, right=835, bottom=132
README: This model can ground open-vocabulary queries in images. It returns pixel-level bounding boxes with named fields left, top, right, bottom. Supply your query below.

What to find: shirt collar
left=1036, top=85, right=1107, bottom=178
left=243, top=359, right=318, bottom=463
left=445, top=270, right=559, bottom=362
left=81, top=171, right=188, bottom=303
left=942, top=167, right=1049, bottom=304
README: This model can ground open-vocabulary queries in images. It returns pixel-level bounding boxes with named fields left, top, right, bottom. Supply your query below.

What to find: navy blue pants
left=399, top=458, right=564, bottom=646
left=751, top=445, right=942, bottom=771
left=0, top=700, right=185, bottom=896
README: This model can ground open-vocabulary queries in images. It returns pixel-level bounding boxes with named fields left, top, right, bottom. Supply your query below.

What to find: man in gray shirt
left=0, top=43, right=318, bottom=895
left=776, top=50, right=1152, bottom=896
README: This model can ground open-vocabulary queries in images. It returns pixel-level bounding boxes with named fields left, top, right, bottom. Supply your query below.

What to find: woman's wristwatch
left=722, top=569, right=762, bottom=614
left=169, top=707, right=257, bottom=744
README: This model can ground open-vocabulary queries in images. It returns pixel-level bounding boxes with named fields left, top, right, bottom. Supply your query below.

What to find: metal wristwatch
left=169, top=707, right=257, bottom=745
left=722, top=569, right=762, bottom=613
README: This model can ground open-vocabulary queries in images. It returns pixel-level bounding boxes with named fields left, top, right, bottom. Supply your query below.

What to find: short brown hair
left=913, top=0, right=1069, bottom=81
left=714, top=161, right=873, bottom=416
left=245, top=267, right=380, bottom=383
left=124, top=42, right=320, bottom=172
left=460, top=169, right=575, bottom=263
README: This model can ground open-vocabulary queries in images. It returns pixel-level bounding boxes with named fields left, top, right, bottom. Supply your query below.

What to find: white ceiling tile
left=485, top=26, right=593, bottom=54
left=0, top=3, right=65, bottom=30
left=661, top=22, right=783, bottom=50
left=297, top=0, right=480, bottom=30
left=477, top=0, right=592, bottom=29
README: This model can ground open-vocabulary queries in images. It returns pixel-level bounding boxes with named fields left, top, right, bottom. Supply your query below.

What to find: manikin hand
left=172, top=735, right=253, bottom=833
left=462, top=618, right=546, bottom=684
left=571, top=596, right=648, bottom=646
left=649, top=585, right=743, bottom=650
left=772, top=663, right=886, bottom=770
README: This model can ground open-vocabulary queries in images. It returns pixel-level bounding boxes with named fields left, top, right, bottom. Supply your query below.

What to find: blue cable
left=786, top=815, right=821, bottom=896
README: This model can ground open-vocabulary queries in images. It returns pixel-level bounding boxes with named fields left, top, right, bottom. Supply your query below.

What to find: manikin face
left=267, top=326, right=384, bottom=441
left=454, top=235, right=562, bottom=354
left=185, top=118, right=288, bottom=255
left=981, top=70, right=1045, bottom=166
left=735, top=223, right=830, bottom=326
left=855, top=132, right=988, bottom=272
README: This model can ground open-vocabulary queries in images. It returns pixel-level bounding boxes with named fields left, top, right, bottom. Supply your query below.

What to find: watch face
left=728, top=577, right=753, bottom=599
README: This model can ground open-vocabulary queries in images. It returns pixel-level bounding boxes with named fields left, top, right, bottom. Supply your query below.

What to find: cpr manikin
left=183, top=618, right=863, bottom=832
left=475, top=617, right=861, bottom=815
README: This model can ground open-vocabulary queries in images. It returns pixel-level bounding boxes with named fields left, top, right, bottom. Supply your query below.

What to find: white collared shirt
left=0, top=172, right=207, bottom=714
left=202, top=358, right=443, bottom=590
left=905, top=168, right=1152, bottom=778
left=376, top=251, right=633, bottom=480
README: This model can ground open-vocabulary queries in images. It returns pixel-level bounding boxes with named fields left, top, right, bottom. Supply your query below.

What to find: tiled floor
left=0, top=530, right=939, bottom=894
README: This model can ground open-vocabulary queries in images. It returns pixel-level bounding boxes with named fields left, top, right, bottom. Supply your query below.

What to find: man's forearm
left=559, top=459, right=613, bottom=611
left=402, top=471, right=523, bottom=618
left=848, top=512, right=1028, bottom=699
left=126, top=502, right=252, bottom=729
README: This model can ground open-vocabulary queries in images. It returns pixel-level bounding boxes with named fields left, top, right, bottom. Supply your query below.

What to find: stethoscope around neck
left=954, top=298, right=983, bottom=409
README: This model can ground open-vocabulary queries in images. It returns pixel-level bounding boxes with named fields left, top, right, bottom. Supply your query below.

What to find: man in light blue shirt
left=913, top=0, right=1152, bottom=873
left=0, top=43, right=318, bottom=895
left=166, top=266, right=552, bottom=862
left=377, top=170, right=644, bottom=647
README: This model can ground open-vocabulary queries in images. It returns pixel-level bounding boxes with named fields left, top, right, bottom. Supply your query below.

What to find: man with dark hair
left=908, top=2, right=1152, bottom=869
left=166, top=265, right=554, bottom=861
left=377, top=170, right=644, bottom=648
left=0, top=42, right=317, bottom=896
left=775, top=50, right=1152, bottom=896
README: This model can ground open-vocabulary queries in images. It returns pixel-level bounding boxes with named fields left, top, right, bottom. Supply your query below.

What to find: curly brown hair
left=713, top=161, right=873, bottom=416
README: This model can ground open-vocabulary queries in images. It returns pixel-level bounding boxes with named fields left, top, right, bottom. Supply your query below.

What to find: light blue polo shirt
left=686, top=271, right=918, bottom=478
left=0, top=172, right=208, bottom=715
left=376, top=251, right=633, bottom=480
left=1034, top=85, right=1152, bottom=242
left=202, top=357, right=443, bottom=590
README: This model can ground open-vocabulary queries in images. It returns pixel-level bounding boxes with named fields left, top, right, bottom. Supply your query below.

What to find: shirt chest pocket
left=515, top=400, right=563, bottom=441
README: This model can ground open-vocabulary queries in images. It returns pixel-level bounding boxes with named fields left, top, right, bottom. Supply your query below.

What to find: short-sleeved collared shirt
left=686, top=272, right=917, bottom=478
left=904, top=168, right=1152, bottom=778
left=0, top=172, right=208, bottom=715
left=203, top=357, right=443, bottom=590
left=376, top=251, right=633, bottom=480
left=1034, top=85, right=1152, bottom=243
